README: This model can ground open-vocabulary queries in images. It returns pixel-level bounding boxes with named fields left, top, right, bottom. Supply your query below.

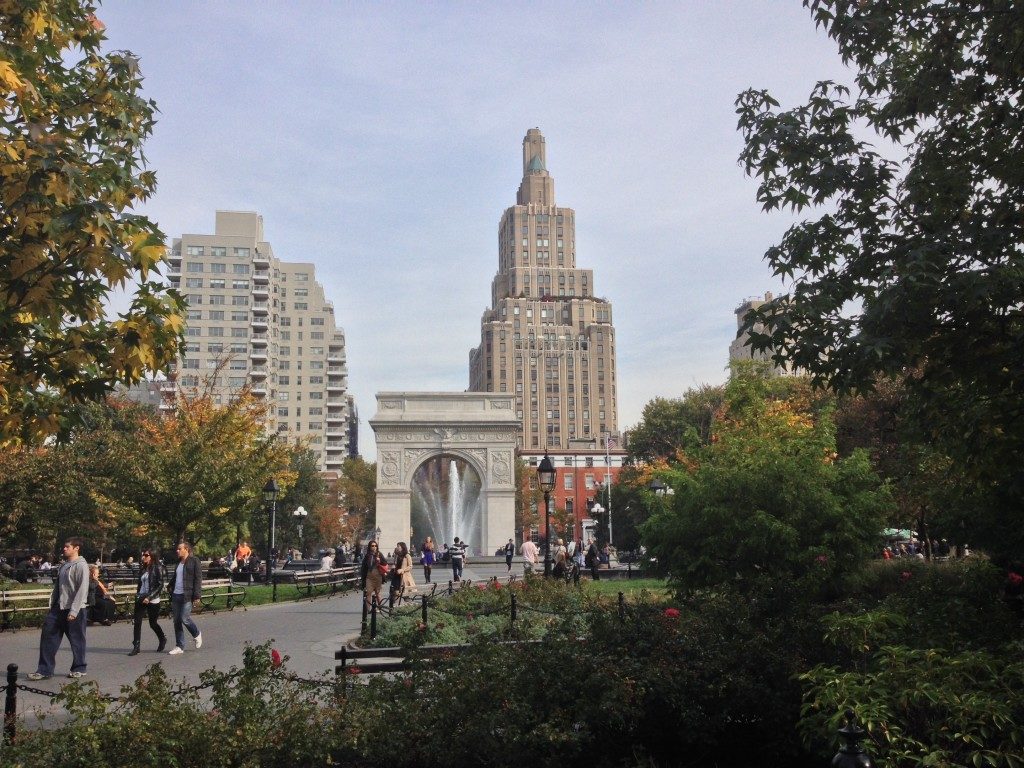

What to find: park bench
left=0, top=587, right=54, bottom=629
left=288, top=566, right=359, bottom=599
left=281, top=559, right=324, bottom=572
left=195, top=577, right=247, bottom=612
left=335, top=638, right=543, bottom=678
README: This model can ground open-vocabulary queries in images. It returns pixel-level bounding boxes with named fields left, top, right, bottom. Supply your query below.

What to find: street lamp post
left=537, top=453, right=556, bottom=579
left=590, top=501, right=605, bottom=542
left=263, top=479, right=279, bottom=600
left=292, top=506, right=308, bottom=556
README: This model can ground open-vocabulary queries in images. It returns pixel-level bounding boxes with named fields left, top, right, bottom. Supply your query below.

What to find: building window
left=234, top=248, right=250, bottom=259
left=209, top=310, right=224, bottom=320
left=231, top=328, right=247, bottom=338
left=210, top=279, right=225, bottom=289
left=232, top=264, right=250, bottom=275
left=564, top=475, right=573, bottom=490
left=310, top=317, right=324, bottom=326
left=209, top=295, right=225, bottom=305
left=210, top=263, right=226, bottom=274
left=294, top=302, right=308, bottom=310
left=210, top=246, right=226, bottom=258
left=185, top=278, right=203, bottom=288
left=186, top=246, right=204, bottom=257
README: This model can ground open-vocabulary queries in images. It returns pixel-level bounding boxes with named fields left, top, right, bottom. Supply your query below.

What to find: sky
left=97, top=1, right=853, bottom=461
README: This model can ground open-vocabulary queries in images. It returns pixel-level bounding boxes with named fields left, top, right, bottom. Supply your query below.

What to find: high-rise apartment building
left=728, top=291, right=797, bottom=377
left=165, top=211, right=352, bottom=470
left=469, top=129, right=619, bottom=450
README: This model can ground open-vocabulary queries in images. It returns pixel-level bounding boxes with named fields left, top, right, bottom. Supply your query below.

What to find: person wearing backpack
left=585, top=539, right=600, bottom=581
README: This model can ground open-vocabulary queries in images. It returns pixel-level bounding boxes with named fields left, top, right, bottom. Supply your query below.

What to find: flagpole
left=605, top=431, right=613, bottom=546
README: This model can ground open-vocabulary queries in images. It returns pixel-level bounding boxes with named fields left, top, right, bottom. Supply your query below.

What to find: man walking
left=28, top=538, right=90, bottom=680
left=449, top=537, right=466, bottom=582
left=520, top=537, right=539, bottom=575
left=504, top=538, right=515, bottom=572
left=167, top=541, right=203, bottom=655
left=586, top=538, right=600, bottom=581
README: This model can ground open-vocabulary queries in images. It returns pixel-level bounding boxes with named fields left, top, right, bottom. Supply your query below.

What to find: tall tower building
left=165, top=211, right=353, bottom=471
left=728, top=291, right=797, bottom=377
left=469, top=129, right=619, bottom=450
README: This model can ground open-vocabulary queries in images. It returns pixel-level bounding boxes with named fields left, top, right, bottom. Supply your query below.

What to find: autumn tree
left=0, top=1, right=184, bottom=446
left=514, top=457, right=541, bottom=540
left=109, top=390, right=294, bottom=547
left=643, top=372, right=892, bottom=593
left=736, top=1, right=1024, bottom=534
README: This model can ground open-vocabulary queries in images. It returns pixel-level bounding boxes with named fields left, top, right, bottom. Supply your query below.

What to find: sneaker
left=168, top=647, right=184, bottom=655
left=194, top=632, right=203, bottom=649
left=27, top=672, right=51, bottom=681
left=68, top=671, right=87, bottom=679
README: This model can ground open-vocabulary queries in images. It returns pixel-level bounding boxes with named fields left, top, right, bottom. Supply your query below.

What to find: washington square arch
left=369, top=393, right=519, bottom=555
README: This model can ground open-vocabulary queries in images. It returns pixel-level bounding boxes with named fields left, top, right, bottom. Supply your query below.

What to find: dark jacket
left=135, top=561, right=165, bottom=603
left=167, top=555, right=202, bottom=601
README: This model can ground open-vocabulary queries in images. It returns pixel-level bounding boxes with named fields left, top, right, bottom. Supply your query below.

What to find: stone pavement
left=2, top=560, right=518, bottom=723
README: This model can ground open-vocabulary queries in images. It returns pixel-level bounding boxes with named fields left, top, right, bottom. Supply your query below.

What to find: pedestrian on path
left=420, top=536, right=435, bottom=583
left=520, top=538, right=539, bottom=574
left=167, top=541, right=203, bottom=655
left=448, top=538, right=466, bottom=582
left=129, top=548, right=167, bottom=655
left=504, top=538, right=515, bottom=572
left=360, top=540, right=388, bottom=610
left=28, top=537, right=90, bottom=680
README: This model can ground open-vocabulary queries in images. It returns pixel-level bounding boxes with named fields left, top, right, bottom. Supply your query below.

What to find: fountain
left=411, top=457, right=482, bottom=553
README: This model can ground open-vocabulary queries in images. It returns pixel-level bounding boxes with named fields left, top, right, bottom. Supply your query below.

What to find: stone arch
left=370, top=393, right=518, bottom=556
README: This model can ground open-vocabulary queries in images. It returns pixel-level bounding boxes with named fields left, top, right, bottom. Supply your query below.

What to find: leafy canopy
left=0, top=0, right=184, bottom=446
left=642, top=371, right=892, bottom=592
left=735, top=0, right=1024, bottom=498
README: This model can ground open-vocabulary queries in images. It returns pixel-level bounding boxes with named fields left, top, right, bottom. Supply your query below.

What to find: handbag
left=376, top=562, right=389, bottom=577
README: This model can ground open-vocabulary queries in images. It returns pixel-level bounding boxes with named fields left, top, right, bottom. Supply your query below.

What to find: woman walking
left=389, top=542, right=415, bottom=607
left=128, top=548, right=167, bottom=655
left=359, top=541, right=388, bottom=611
left=420, top=536, right=435, bottom=583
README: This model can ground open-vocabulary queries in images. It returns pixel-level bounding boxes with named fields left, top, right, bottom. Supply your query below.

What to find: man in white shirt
left=520, top=538, right=539, bottom=574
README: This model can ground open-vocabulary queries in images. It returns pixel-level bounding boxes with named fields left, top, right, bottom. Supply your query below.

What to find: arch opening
left=410, top=455, right=483, bottom=553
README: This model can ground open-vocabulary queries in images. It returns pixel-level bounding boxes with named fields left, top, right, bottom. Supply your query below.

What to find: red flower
left=663, top=607, right=680, bottom=619
left=815, top=555, right=829, bottom=565
left=270, top=649, right=282, bottom=668
left=476, top=583, right=487, bottom=590
left=1008, top=572, right=1023, bottom=586
left=416, top=622, right=427, bottom=632
left=900, top=571, right=912, bottom=582
left=492, top=582, right=502, bottom=589
left=348, top=666, right=362, bottom=675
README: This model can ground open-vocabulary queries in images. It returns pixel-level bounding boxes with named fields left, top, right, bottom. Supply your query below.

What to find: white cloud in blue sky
left=98, top=1, right=852, bottom=459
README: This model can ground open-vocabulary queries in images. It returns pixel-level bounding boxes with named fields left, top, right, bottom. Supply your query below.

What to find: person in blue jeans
left=167, top=541, right=203, bottom=655
left=448, top=537, right=466, bottom=582
left=28, top=538, right=90, bottom=680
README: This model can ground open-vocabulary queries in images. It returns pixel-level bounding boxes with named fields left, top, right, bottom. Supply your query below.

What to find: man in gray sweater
left=28, top=537, right=90, bottom=680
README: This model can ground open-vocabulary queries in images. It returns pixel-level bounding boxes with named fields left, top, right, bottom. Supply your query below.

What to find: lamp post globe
left=537, top=453, right=556, bottom=579
left=292, top=505, right=308, bottom=554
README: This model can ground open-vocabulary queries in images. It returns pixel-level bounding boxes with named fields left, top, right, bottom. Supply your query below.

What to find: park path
left=2, top=561, right=515, bottom=724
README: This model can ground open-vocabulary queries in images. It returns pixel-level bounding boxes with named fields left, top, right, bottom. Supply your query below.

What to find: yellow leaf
left=0, top=60, right=23, bottom=91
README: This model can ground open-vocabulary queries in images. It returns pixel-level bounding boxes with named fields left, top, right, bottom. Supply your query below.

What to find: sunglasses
left=141, top=553, right=151, bottom=558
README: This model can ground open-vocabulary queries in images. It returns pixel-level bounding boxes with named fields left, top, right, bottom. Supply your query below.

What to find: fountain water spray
left=412, top=458, right=481, bottom=553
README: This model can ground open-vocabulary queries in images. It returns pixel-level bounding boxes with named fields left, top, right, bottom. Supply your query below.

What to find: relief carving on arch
left=490, top=450, right=512, bottom=486
left=379, top=450, right=401, bottom=486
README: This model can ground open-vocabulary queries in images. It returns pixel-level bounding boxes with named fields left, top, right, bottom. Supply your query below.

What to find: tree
left=626, top=387, right=725, bottom=465
left=277, top=446, right=328, bottom=551
left=514, top=457, right=541, bottom=539
left=0, top=1, right=184, bottom=446
left=643, top=372, right=892, bottom=593
left=736, top=1, right=1024, bottom=519
left=336, top=456, right=375, bottom=540
left=109, top=391, right=294, bottom=546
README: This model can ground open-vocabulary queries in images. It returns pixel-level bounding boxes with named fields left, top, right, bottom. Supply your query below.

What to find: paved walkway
left=3, top=561, right=518, bottom=722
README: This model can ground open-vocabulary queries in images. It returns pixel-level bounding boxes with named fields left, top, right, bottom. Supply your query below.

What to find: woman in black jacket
left=128, top=548, right=167, bottom=655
